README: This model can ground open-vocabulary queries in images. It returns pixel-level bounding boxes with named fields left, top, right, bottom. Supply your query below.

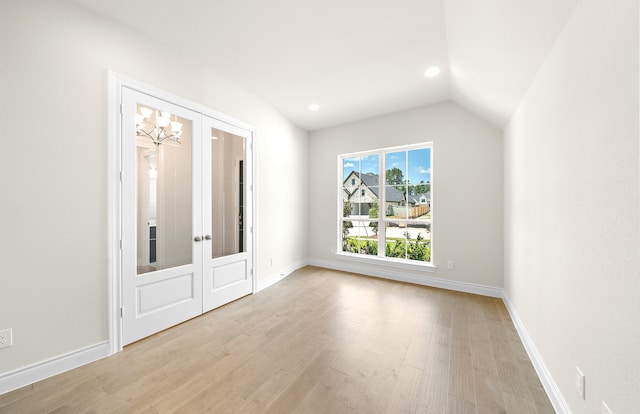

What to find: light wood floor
left=0, top=266, right=554, bottom=414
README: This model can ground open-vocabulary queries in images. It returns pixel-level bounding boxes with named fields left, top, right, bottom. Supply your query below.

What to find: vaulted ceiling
left=71, top=0, right=580, bottom=131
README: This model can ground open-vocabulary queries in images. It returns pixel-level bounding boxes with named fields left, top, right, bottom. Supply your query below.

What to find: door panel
left=211, top=260, right=246, bottom=289
left=206, top=255, right=251, bottom=311
left=136, top=268, right=196, bottom=315
left=203, top=121, right=253, bottom=312
left=122, top=87, right=203, bottom=345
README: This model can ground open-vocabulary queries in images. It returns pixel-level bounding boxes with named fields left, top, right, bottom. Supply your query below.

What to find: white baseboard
left=502, top=293, right=570, bottom=414
left=257, top=259, right=311, bottom=292
left=308, top=258, right=503, bottom=298
left=1, top=262, right=566, bottom=414
left=0, top=341, right=110, bottom=395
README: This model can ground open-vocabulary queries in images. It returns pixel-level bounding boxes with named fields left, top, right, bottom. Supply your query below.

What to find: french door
left=121, top=87, right=253, bottom=345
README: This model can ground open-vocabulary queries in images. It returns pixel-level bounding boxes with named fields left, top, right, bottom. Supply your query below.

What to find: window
left=339, top=143, right=432, bottom=264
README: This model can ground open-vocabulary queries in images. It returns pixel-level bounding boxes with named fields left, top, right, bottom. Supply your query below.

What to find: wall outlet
left=602, top=401, right=613, bottom=414
left=576, top=367, right=586, bottom=399
left=446, top=260, right=454, bottom=270
left=0, top=329, right=12, bottom=349
left=270, top=257, right=274, bottom=266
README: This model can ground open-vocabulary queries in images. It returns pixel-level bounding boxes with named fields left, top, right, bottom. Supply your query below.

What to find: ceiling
left=70, top=0, right=580, bottom=131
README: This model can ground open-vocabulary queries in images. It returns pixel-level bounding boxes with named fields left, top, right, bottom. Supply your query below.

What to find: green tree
left=386, top=167, right=407, bottom=197
left=414, top=180, right=430, bottom=194
left=386, top=167, right=404, bottom=185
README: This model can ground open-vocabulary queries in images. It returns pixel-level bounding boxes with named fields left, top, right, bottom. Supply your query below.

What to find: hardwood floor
left=0, top=266, right=555, bottom=414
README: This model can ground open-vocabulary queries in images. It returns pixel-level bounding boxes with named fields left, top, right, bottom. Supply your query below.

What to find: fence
left=391, top=204, right=430, bottom=219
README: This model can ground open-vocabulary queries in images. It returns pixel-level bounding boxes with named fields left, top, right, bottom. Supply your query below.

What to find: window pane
left=407, top=148, right=431, bottom=221
left=341, top=220, right=378, bottom=256
left=385, top=185, right=407, bottom=219
left=361, top=154, right=379, bottom=176
left=384, top=221, right=431, bottom=262
left=342, top=157, right=360, bottom=191
left=405, top=223, right=431, bottom=262
left=385, top=151, right=407, bottom=185
left=343, top=154, right=379, bottom=218
left=342, top=157, right=360, bottom=217
left=384, top=221, right=406, bottom=259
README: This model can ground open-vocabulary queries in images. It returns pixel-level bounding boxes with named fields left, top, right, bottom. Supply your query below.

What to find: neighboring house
left=414, top=192, right=431, bottom=206
left=342, top=171, right=430, bottom=216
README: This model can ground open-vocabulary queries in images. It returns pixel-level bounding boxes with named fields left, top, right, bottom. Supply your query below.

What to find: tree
left=386, top=167, right=404, bottom=185
left=414, top=180, right=430, bottom=194
left=386, top=167, right=406, bottom=197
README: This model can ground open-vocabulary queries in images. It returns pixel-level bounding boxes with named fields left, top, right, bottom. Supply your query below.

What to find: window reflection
left=136, top=104, right=193, bottom=274
left=211, top=128, right=245, bottom=258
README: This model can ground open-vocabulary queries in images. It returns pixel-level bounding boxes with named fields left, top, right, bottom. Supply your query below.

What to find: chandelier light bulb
left=170, top=121, right=183, bottom=134
left=156, top=115, right=170, bottom=128
left=139, top=107, right=153, bottom=119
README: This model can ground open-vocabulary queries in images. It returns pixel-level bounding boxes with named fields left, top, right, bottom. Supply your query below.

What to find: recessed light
left=424, top=67, right=440, bottom=78
left=308, top=103, right=320, bottom=111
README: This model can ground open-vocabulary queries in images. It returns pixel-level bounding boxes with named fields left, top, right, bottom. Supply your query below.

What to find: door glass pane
left=136, top=104, right=192, bottom=274
left=211, top=128, right=245, bottom=258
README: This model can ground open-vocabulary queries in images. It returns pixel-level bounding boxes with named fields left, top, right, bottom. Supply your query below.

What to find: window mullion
left=378, top=150, right=385, bottom=258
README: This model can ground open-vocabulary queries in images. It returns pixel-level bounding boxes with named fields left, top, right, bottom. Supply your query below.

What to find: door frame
left=108, top=73, right=257, bottom=353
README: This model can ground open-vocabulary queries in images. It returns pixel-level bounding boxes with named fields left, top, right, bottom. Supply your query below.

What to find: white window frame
left=337, top=142, right=434, bottom=271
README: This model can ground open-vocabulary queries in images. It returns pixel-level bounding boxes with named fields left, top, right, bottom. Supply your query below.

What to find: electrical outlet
left=576, top=367, right=585, bottom=399
left=0, top=329, right=12, bottom=349
left=602, top=401, right=613, bottom=414
left=447, top=260, right=454, bottom=270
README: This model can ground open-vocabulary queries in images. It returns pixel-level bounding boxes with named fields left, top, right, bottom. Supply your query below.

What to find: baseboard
left=257, top=259, right=311, bottom=292
left=308, top=258, right=502, bottom=298
left=0, top=341, right=110, bottom=395
left=0, top=262, right=564, bottom=414
left=502, top=293, right=570, bottom=414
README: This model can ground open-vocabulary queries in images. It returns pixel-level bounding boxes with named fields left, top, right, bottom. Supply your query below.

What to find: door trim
left=108, top=72, right=257, bottom=353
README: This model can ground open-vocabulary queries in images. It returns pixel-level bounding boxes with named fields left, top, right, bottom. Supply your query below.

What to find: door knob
left=194, top=236, right=202, bottom=242
left=205, top=234, right=212, bottom=240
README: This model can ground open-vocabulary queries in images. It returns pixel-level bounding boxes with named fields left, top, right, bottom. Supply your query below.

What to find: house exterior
left=342, top=171, right=430, bottom=217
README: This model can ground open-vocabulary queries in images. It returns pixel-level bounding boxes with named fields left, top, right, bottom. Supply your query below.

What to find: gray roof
left=344, top=171, right=405, bottom=202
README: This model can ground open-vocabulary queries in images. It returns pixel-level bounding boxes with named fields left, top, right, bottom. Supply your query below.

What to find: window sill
left=335, top=252, right=436, bottom=273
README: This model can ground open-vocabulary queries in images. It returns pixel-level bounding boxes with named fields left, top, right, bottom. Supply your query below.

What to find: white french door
left=121, top=86, right=253, bottom=345
left=202, top=117, right=253, bottom=312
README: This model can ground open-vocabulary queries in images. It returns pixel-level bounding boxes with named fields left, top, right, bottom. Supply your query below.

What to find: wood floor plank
left=447, top=395, right=476, bottom=414
left=0, top=266, right=554, bottom=414
left=384, top=363, right=423, bottom=414
left=474, top=368, right=506, bottom=413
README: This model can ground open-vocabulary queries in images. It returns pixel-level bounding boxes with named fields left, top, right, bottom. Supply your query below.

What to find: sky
left=343, top=148, right=431, bottom=184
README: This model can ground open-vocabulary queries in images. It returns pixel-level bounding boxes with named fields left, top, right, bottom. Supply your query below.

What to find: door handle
left=194, top=236, right=202, bottom=242
left=204, top=234, right=212, bottom=240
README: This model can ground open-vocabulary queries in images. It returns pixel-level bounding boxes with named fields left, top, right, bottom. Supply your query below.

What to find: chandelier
left=136, top=107, right=183, bottom=146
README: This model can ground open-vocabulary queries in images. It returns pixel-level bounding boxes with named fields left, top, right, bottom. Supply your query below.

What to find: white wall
left=0, top=0, right=308, bottom=375
left=504, top=0, right=640, bottom=412
left=308, top=102, right=503, bottom=289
